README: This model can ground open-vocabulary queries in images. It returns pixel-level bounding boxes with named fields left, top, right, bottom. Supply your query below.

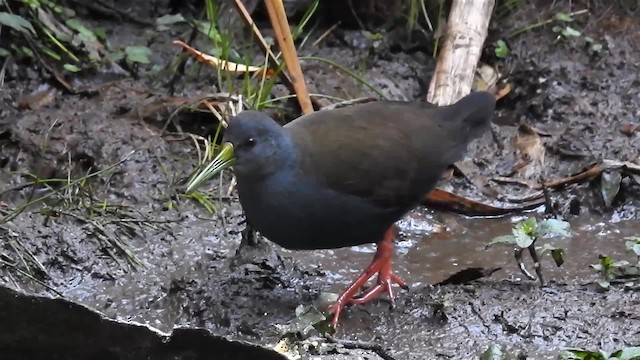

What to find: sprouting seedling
left=590, top=255, right=631, bottom=290
left=591, top=236, right=640, bottom=290
left=486, top=217, right=571, bottom=286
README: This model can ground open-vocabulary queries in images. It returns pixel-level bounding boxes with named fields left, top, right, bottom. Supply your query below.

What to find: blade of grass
left=298, top=56, right=386, bottom=98
left=0, top=150, right=136, bottom=225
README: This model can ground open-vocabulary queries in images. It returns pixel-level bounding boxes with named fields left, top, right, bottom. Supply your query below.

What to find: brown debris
left=17, top=86, right=57, bottom=110
left=422, top=188, right=544, bottom=216
left=509, top=123, right=546, bottom=178
left=618, top=122, right=639, bottom=136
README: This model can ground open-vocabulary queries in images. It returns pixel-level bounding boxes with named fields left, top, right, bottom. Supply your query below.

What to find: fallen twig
left=312, top=21, right=341, bottom=47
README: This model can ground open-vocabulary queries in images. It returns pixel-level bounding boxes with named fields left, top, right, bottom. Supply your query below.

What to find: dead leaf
left=600, top=170, right=622, bottom=209
left=474, top=63, right=501, bottom=91
left=618, top=122, right=639, bottom=136
left=172, top=40, right=268, bottom=74
left=17, top=85, right=57, bottom=110
left=510, top=123, right=545, bottom=178
left=494, top=82, right=512, bottom=101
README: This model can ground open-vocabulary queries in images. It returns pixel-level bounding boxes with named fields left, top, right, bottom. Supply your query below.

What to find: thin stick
left=313, top=21, right=341, bottom=47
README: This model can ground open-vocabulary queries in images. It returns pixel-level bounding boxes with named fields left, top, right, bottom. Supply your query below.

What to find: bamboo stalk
left=264, top=0, right=314, bottom=114
left=427, top=0, right=495, bottom=106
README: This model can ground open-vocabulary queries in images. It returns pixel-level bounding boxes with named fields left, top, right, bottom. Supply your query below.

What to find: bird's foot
left=328, top=226, right=409, bottom=328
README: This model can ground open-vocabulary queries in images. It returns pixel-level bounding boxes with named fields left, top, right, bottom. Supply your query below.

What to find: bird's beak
left=185, top=142, right=235, bottom=194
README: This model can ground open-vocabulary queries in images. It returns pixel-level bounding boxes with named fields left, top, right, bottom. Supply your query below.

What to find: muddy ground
left=1, top=0, right=640, bottom=359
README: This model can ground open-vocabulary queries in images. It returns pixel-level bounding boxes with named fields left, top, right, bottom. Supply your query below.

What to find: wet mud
left=1, top=1, right=640, bottom=359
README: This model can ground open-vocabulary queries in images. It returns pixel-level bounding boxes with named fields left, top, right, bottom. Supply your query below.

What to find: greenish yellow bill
left=185, top=142, right=235, bottom=193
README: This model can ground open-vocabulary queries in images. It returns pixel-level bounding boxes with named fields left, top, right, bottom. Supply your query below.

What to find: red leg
left=328, top=225, right=409, bottom=328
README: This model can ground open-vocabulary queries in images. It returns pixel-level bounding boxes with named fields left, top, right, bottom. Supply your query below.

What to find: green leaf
left=562, top=26, right=581, bottom=38
left=156, top=13, right=186, bottom=26
left=486, top=235, right=517, bottom=248
left=597, top=278, right=610, bottom=289
left=108, top=50, right=125, bottom=62
left=125, top=46, right=151, bottom=64
left=590, top=263, right=603, bottom=272
left=63, top=63, right=81, bottom=72
left=66, top=18, right=97, bottom=41
left=611, top=260, right=630, bottom=268
left=0, top=12, right=36, bottom=34
left=624, top=237, right=640, bottom=257
left=540, top=244, right=566, bottom=267
left=551, top=248, right=565, bottom=267
left=611, top=346, right=640, bottom=360
left=516, top=217, right=537, bottom=236
left=195, top=21, right=222, bottom=42
left=494, top=40, right=509, bottom=58
left=481, top=344, right=507, bottom=360
left=513, top=227, right=534, bottom=248
left=590, top=43, right=603, bottom=52
left=537, top=219, right=571, bottom=238
left=93, top=27, right=107, bottom=40
left=558, top=348, right=608, bottom=359
left=20, top=46, right=34, bottom=58
left=0, top=47, right=10, bottom=57
left=555, top=12, right=574, bottom=22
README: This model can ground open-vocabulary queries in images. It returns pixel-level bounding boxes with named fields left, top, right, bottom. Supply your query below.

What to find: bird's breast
left=235, top=174, right=401, bottom=250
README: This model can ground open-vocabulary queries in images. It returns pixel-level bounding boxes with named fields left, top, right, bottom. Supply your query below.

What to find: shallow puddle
left=284, top=208, right=640, bottom=292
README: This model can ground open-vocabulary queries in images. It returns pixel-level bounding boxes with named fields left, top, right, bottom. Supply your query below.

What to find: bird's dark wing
left=285, top=93, right=494, bottom=209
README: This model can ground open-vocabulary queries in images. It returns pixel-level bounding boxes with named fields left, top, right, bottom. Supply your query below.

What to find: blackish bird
left=186, top=91, right=496, bottom=327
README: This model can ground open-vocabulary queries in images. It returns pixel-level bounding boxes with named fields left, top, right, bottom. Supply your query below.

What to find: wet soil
left=1, top=1, right=640, bottom=359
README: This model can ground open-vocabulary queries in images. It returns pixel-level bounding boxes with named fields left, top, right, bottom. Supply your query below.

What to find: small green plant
left=505, top=9, right=602, bottom=54
left=590, top=255, right=631, bottom=289
left=486, top=217, right=571, bottom=285
left=559, top=346, right=640, bottom=360
left=481, top=344, right=507, bottom=360
left=590, top=236, right=640, bottom=290
left=550, top=12, right=603, bottom=53
left=589, top=234, right=640, bottom=290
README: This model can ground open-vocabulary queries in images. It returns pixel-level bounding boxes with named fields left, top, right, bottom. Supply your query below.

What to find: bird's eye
left=244, top=137, right=256, bottom=148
